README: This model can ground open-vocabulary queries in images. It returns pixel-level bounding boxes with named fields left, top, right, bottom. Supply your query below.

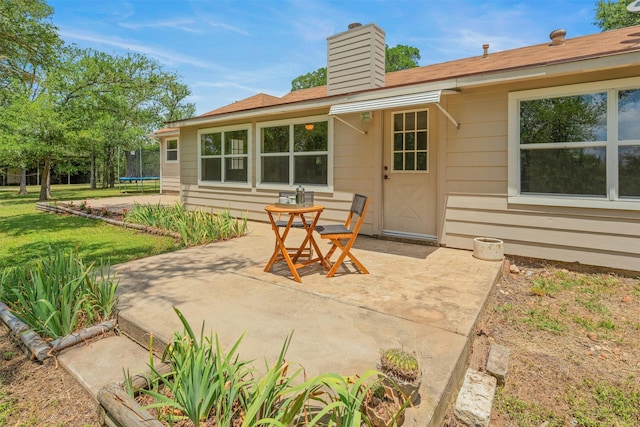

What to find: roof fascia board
left=167, top=97, right=337, bottom=128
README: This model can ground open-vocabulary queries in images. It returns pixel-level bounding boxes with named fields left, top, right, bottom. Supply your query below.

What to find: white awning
left=329, top=89, right=459, bottom=128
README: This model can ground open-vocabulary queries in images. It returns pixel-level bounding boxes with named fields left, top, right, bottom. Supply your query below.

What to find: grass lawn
left=0, top=184, right=177, bottom=270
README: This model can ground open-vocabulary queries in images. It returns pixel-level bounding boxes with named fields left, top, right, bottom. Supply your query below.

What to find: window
left=392, top=110, right=428, bottom=172
left=198, top=126, right=250, bottom=184
left=166, top=139, right=178, bottom=162
left=508, top=78, right=640, bottom=209
left=258, top=116, right=331, bottom=187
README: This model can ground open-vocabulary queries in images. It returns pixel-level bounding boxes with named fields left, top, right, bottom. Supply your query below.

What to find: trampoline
left=117, top=147, right=160, bottom=193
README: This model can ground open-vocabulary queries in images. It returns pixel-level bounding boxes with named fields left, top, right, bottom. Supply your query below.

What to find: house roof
left=199, top=93, right=282, bottom=117
left=152, top=127, right=179, bottom=137
left=193, top=25, right=640, bottom=120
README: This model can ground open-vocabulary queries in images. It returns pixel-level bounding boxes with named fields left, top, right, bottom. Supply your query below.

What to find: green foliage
left=310, top=371, right=384, bottom=427
left=142, top=308, right=251, bottom=426
left=0, top=0, right=62, bottom=91
left=379, top=348, right=420, bottom=383
left=124, top=202, right=248, bottom=246
left=136, top=309, right=405, bottom=427
left=385, top=44, right=420, bottom=72
left=594, top=0, right=640, bottom=31
left=291, top=67, right=327, bottom=91
left=0, top=247, right=119, bottom=339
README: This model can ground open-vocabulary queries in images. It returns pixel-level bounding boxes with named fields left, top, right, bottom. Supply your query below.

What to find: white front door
left=382, top=108, right=437, bottom=239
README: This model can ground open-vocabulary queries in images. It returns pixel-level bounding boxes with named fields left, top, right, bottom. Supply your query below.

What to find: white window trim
left=507, top=76, right=640, bottom=211
left=256, top=115, right=333, bottom=191
left=390, top=108, right=430, bottom=174
left=165, top=138, right=179, bottom=163
left=197, top=124, right=252, bottom=188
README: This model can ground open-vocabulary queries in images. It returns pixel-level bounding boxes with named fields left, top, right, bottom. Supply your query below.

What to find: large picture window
left=258, top=116, right=331, bottom=187
left=392, top=110, right=429, bottom=172
left=509, top=78, right=640, bottom=208
left=198, top=126, right=250, bottom=184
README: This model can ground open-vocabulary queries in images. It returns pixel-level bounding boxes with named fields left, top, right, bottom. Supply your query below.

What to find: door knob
left=384, top=175, right=389, bottom=180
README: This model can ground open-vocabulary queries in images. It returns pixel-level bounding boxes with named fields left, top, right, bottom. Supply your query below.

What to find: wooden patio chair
left=275, top=191, right=315, bottom=260
left=315, top=193, right=369, bottom=278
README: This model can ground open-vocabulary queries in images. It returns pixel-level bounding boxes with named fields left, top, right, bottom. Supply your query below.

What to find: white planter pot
left=473, top=237, right=504, bottom=261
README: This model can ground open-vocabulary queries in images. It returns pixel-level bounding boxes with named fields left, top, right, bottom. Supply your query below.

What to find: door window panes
left=392, top=110, right=429, bottom=172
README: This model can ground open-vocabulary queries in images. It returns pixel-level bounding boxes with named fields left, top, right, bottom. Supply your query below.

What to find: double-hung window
left=258, top=116, right=331, bottom=187
left=198, top=125, right=250, bottom=185
left=166, top=139, right=178, bottom=162
left=508, top=78, right=640, bottom=209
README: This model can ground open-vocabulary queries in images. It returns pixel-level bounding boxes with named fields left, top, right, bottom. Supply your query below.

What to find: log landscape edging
left=35, top=202, right=182, bottom=240
left=96, top=363, right=173, bottom=427
left=0, top=301, right=116, bottom=361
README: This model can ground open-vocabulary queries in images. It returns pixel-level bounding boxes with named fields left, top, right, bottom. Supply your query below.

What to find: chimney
left=326, top=23, right=385, bottom=96
left=549, top=29, right=566, bottom=46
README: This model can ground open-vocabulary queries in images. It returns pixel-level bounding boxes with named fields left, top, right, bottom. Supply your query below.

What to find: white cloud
left=59, top=29, right=214, bottom=69
left=200, top=19, right=250, bottom=36
left=119, top=19, right=204, bottom=34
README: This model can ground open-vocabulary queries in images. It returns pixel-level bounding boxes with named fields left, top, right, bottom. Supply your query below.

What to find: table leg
left=264, top=212, right=302, bottom=283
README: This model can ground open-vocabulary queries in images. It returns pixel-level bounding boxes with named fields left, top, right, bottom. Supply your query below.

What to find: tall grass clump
left=125, top=202, right=247, bottom=246
left=0, top=247, right=119, bottom=339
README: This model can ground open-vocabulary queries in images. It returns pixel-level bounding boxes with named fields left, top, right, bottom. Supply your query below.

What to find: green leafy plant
left=124, top=202, right=247, bottom=246
left=0, top=247, right=119, bottom=339
left=141, top=308, right=251, bottom=427
left=308, top=371, right=380, bottom=427
left=133, top=308, right=410, bottom=427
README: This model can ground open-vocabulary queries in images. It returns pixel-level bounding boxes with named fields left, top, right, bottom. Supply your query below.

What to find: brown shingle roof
left=199, top=93, right=281, bottom=117
left=197, top=25, right=640, bottom=118
left=153, top=127, right=179, bottom=136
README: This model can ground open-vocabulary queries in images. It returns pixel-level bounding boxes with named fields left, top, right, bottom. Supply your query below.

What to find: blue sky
left=48, top=0, right=601, bottom=116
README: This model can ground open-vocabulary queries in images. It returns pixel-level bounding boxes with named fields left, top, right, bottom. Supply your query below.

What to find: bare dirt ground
left=1, top=256, right=638, bottom=426
left=446, top=257, right=640, bottom=427
left=0, top=325, right=99, bottom=426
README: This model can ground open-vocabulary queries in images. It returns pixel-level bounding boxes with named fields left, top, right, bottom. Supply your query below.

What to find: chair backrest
left=344, top=193, right=369, bottom=231
left=350, top=193, right=367, bottom=216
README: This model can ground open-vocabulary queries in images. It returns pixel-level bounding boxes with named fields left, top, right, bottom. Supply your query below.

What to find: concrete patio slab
left=56, top=195, right=502, bottom=426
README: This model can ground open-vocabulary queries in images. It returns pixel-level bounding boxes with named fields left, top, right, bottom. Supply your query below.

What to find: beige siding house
left=164, top=23, right=640, bottom=272
left=154, top=127, right=181, bottom=194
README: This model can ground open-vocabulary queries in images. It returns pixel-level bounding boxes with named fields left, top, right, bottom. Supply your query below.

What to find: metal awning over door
left=329, top=89, right=459, bottom=129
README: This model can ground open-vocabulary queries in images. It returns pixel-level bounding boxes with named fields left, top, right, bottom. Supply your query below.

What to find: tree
left=0, top=0, right=61, bottom=94
left=385, top=44, right=420, bottom=72
left=291, top=67, right=327, bottom=92
left=0, top=0, right=62, bottom=193
left=291, top=44, right=421, bottom=91
left=594, top=0, right=640, bottom=31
